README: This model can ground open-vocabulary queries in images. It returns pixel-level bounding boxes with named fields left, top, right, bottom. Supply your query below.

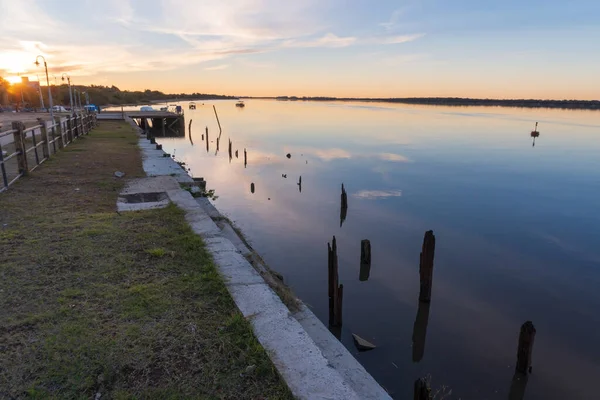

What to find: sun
left=5, top=76, right=23, bottom=84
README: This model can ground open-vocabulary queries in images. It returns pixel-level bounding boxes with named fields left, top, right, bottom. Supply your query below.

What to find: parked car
left=52, top=105, right=68, bottom=112
left=140, top=106, right=154, bottom=112
left=84, top=104, right=99, bottom=112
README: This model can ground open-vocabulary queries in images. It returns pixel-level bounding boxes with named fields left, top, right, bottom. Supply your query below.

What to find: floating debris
left=352, top=334, right=376, bottom=351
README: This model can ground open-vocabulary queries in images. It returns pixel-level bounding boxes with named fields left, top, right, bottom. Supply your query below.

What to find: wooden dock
left=97, top=110, right=185, bottom=137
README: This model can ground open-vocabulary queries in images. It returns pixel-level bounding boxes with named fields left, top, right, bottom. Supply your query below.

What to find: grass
left=0, top=121, right=293, bottom=399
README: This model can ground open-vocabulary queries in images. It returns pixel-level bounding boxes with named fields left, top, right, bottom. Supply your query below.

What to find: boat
left=530, top=122, right=540, bottom=137
left=235, top=100, right=245, bottom=108
left=189, top=102, right=196, bottom=110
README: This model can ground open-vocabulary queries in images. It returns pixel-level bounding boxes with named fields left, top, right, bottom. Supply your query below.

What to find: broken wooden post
left=340, top=183, right=348, bottom=227
left=213, top=105, right=222, bottom=133
left=235, top=149, right=239, bottom=158
left=205, top=127, right=209, bottom=152
left=359, top=239, right=371, bottom=281
left=328, top=236, right=343, bottom=327
left=250, top=183, right=255, bottom=194
left=244, top=148, right=247, bottom=167
left=412, top=301, right=431, bottom=362
left=216, top=137, right=220, bottom=152
left=11, top=122, right=28, bottom=175
left=419, top=230, right=436, bottom=302
left=298, top=176, right=302, bottom=193
left=228, top=138, right=232, bottom=160
left=516, top=321, right=536, bottom=374
left=414, top=378, right=432, bottom=400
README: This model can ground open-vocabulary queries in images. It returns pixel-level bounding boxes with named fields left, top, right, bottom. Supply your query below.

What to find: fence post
left=11, top=121, right=28, bottom=175
left=36, top=118, right=50, bottom=160
left=54, top=117, right=64, bottom=149
left=65, top=117, right=73, bottom=144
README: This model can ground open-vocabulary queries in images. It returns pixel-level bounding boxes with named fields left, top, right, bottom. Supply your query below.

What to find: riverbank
left=250, top=96, right=600, bottom=110
left=0, top=121, right=293, bottom=398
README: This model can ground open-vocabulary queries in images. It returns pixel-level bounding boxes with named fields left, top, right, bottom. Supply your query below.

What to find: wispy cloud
left=0, top=0, right=425, bottom=80
left=377, top=153, right=411, bottom=162
left=353, top=190, right=402, bottom=200
left=286, top=33, right=357, bottom=48
left=379, top=8, right=406, bottom=32
left=205, top=64, right=230, bottom=71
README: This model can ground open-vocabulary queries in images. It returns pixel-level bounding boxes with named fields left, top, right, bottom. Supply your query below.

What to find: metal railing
left=0, top=113, right=97, bottom=192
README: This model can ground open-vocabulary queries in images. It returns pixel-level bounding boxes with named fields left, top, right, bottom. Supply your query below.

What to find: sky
left=0, top=0, right=599, bottom=99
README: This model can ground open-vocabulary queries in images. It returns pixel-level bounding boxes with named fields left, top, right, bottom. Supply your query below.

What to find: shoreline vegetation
left=253, top=96, right=600, bottom=110
left=3, top=77, right=598, bottom=110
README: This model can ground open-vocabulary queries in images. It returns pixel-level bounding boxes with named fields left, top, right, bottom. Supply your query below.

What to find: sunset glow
left=1, top=0, right=599, bottom=99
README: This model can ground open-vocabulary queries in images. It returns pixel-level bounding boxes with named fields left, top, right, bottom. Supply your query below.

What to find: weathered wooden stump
left=298, top=176, right=302, bottom=193
left=235, top=150, right=239, bottom=158
left=516, top=321, right=536, bottom=374
left=414, top=378, right=432, bottom=400
left=359, top=239, right=371, bottom=281
left=328, top=236, right=343, bottom=327
left=419, top=230, right=436, bottom=302
left=228, top=139, right=232, bottom=160
left=244, top=148, right=247, bottom=167
left=250, top=183, right=255, bottom=194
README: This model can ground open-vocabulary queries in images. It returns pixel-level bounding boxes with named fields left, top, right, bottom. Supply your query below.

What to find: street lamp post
left=35, top=55, right=54, bottom=123
left=61, top=73, right=74, bottom=115
left=36, top=75, right=45, bottom=110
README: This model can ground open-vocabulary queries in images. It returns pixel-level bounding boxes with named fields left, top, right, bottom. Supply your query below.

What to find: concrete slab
left=295, top=305, right=392, bottom=400
left=195, top=197, right=222, bottom=219
left=229, top=283, right=360, bottom=400
left=121, top=176, right=181, bottom=194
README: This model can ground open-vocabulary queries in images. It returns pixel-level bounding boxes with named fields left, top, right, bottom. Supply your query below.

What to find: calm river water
left=148, top=99, right=599, bottom=399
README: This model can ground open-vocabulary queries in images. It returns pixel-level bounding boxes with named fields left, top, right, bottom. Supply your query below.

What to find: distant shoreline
left=244, top=96, right=600, bottom=110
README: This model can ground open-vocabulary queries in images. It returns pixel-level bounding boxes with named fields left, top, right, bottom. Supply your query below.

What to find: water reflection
left=411, top=301, right=431, bottom=363
left=153, top=99, right=600, bottom=400
left=359, top=239, right=371, bottom=281
left=340, top=184, right=348, bottom=227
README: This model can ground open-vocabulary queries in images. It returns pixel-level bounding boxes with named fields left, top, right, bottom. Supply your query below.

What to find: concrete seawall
left=122, top=116, right=392, bottom=400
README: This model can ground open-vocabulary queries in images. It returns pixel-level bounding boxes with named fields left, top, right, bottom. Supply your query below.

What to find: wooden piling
left=328, top=236, right=342, bottom=327
left=414, top=378, right=432, bottom=400
left=205, top=127, right=209, bottom=152
left=251, top=183, right=255, bottom=194
left=298, top=176, right=302, bottom=193
left=235, top=150, right=239, bottom=158
left=213, top=105, right=222, bottom=133
left=244, top=148, right=247, bottom=167
left=418, top=230, right=436, bottom=302
left=359, top=240, right=371, bottom=281
left=516, top=321, right=536, bottom=374
left=228, top=139, right=232, bottom=160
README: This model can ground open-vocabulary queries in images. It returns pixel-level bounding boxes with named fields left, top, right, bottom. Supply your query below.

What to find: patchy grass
left=0, top=121, right=292, bottom=399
